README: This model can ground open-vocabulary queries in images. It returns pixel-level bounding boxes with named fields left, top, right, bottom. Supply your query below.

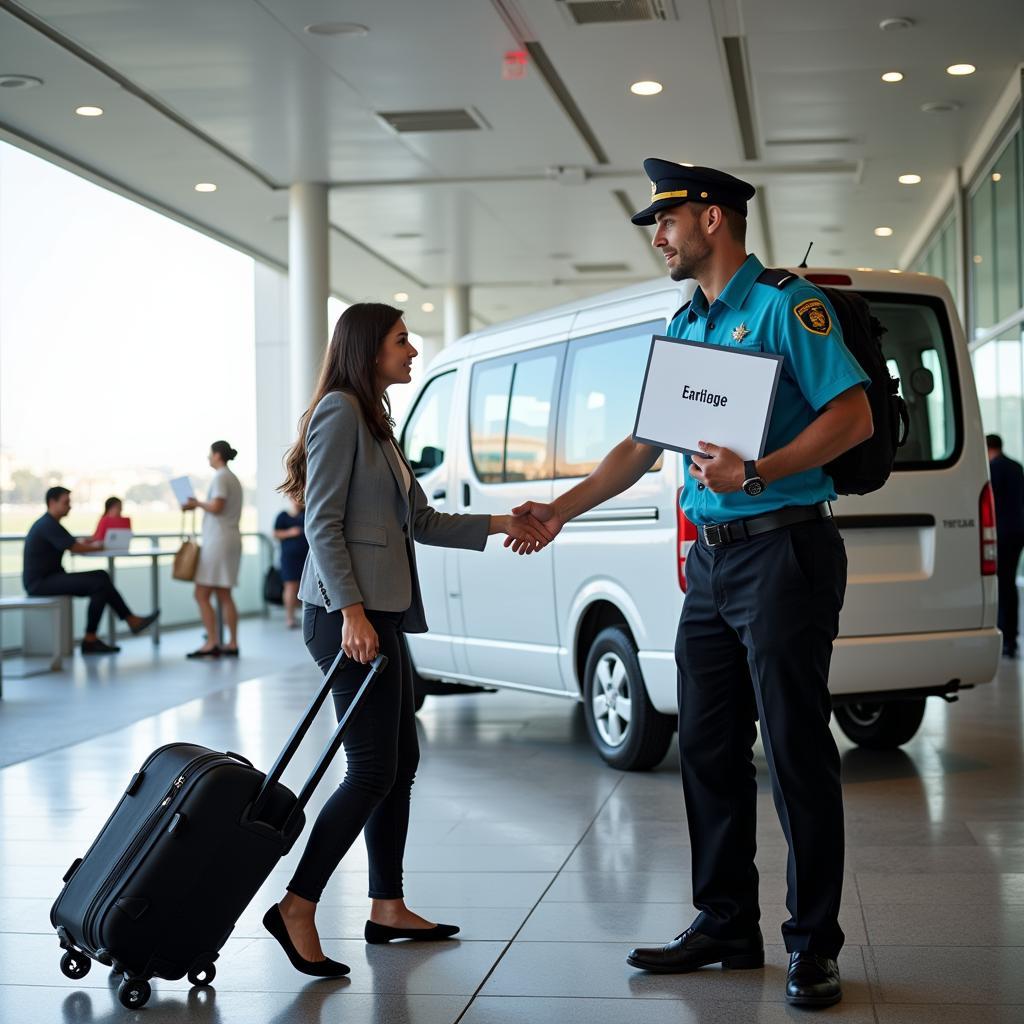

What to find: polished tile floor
left=1, top=618, right=1022, bottom=1022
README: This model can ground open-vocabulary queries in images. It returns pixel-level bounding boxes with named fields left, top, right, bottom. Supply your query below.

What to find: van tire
left=834, top=698, right=926, bottom=749
left=583, top=626, right=675, bottom=771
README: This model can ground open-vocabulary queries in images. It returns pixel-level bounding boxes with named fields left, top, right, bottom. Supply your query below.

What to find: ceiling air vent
left=377, top=109, right=484, bottom=133
left=574, top=262, right=631, bottom=274
left=558, top=0, right=677, bottom=25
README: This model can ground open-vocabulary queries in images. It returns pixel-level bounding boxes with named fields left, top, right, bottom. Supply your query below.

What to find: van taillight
left=980, top=482, right=997, bottom=576
left=677, top=487, right=697, bottom=591
left=804, top=273, right=853, bottom=286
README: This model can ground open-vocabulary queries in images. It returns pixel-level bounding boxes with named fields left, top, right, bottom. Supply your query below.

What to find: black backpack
left=817, top=286, right=910, bottom=495
left=757, top=269, right=910, bottom=495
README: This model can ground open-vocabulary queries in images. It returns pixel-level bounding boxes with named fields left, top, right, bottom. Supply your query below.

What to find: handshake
left=499, top=501, right=565, bottom=556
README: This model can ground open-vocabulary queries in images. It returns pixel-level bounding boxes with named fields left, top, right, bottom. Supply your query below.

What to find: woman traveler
left=273, top=498, right=307, bottom=628
left=262, top=303, right=548, bottom=977
left=183, top=440, right=243, bottom=658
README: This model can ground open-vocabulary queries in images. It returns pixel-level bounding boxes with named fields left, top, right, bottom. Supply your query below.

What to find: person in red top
left=92, top=496, right=130, bottom=541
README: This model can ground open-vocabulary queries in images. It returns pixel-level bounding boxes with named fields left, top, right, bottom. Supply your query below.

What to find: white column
left=288, top=182, right=329, bottom=424
left=253, top=263, right=291, bottom=538
left=444, top=284, right=471, bottom=347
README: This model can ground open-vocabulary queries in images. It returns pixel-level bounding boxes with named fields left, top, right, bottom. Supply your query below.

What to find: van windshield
left=862, top=292, right=962, bottom=468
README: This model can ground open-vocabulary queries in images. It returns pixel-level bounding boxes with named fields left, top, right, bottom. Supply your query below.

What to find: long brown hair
left=279, top=303, right=403, bottom=503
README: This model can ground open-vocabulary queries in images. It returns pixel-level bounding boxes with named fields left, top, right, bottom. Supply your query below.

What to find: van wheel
left=834, top=698, right=926, bottom=749
left=583, top=626, right=675, bottom=771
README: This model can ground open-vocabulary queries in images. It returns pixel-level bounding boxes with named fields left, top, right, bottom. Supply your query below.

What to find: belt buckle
left=702, top=523, right=726, bottom=547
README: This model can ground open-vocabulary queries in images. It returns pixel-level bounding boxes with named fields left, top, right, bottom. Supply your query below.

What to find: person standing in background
left=274, top=499, right=308, bottom=629
left=987, top=434, right=1024, bottom=658
left=183, top=441, right=243, bottom=658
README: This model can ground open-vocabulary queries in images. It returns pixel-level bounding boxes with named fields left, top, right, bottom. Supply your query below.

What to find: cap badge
left=732, top=322, right=750, bottom=342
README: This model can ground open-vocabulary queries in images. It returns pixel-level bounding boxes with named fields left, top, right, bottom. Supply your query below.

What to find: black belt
left=700, top=502, right=832, bottom=548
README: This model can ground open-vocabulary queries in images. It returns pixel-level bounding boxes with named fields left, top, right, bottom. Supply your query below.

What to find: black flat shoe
left=627, top=925, right=764, bottom=973
left=364, top=919, right=460, bottom=944
left=262, top=905, right=350, bottom=978
left=220, top=646, right=240, bottom=657
left=786, top=952, right=842, bottom=1007
left=186, top=647, right=220, bottom=659
left=130, top=610, right=160, bottom=635
left=82, top=639, right=121, bottom=655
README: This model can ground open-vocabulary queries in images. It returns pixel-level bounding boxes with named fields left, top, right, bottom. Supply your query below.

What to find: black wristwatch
left=742, top=460, right=767, bottom=497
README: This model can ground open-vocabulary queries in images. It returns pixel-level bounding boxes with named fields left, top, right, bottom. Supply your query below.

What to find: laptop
left=103, top=528, right=134, bottom=553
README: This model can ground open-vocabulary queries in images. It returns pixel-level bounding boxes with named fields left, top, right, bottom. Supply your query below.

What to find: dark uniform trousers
left=676, top=517, right=847, bottom=957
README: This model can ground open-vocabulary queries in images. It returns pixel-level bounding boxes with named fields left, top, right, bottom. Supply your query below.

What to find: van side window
left=469, top=347, right=563, bottom=484
left=867, top=296, right=961, bottom=467
left=506, top=354, right=559, bottom=481
left=401, top=371, right=457, bottom=477
left=557, top=320, right=666, bottom=478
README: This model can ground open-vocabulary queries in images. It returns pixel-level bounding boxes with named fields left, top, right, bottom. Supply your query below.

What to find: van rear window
left=862, top=293, right=963, bottom=468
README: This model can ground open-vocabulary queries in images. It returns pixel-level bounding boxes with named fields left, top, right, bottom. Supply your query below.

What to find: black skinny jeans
left=28, top=570, right=134, bottom=635
left=287, top=603, right=419, bottom=902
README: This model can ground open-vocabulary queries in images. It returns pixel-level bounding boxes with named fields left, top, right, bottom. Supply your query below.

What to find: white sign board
left=632, top=335, right=783, bottom=461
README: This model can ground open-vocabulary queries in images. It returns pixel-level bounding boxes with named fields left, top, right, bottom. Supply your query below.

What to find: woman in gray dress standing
left=184, top=440, right=243, bottom=658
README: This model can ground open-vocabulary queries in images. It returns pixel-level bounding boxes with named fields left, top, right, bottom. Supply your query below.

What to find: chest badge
left=732, top=322, right=750, bottom=343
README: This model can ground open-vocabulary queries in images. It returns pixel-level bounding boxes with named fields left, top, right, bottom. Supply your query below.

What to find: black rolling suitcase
left=50, top=650, right=386, bottom=1009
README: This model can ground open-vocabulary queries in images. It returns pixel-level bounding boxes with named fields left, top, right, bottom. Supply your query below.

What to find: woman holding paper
left=182, top=440, right=243, bottom=658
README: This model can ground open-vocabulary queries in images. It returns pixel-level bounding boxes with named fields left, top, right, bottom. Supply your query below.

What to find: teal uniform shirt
left=668, top=254, right=869, bottom=526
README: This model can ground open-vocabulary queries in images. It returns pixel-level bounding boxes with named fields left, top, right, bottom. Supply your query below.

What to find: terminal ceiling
left=1, top=0, right=1021, bottom=333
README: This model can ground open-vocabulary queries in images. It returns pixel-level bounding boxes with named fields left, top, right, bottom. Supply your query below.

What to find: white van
left=399, top=269, right=1002, bottom=770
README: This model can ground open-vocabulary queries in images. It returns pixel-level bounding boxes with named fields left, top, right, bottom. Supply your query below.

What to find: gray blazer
left=297, top=390, right=490, bottom=633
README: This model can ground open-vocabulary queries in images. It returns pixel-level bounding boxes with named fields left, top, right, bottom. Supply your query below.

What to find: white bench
left=0, top=596, right=69, bottom=694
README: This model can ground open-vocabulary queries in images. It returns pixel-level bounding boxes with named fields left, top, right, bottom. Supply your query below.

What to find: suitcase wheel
left=117, top=977, right=151, bottom=1009
left=59, top=950, right=91, bottom=980
left=188, top=962, right=216, bottom=987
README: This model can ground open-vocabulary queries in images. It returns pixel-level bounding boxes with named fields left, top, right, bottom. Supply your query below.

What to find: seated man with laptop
left=23, top=487, right=158, bottom=654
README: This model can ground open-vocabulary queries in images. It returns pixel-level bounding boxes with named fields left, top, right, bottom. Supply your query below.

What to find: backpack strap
left=669, top=300, right=691, bottom=322
left=756, top=268, right=798, bottom=289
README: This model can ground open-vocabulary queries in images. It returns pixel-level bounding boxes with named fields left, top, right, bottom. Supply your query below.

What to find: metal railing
left=1, top=531, right=273, bottom=652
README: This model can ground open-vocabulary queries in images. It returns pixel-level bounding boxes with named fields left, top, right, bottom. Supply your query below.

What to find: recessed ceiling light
left=881, top=71, right=904, bottom=83
left=855, top=267, right=874, bottom=272
left=992, top=172, right=1002, bottom=182
left=393, top=292, right=409, bottom=302
left=0, top=74, right=43, bottom=90
left=898, top=174, right=922, bottom=185
left=874, top=226, right=894, bottom=237
left=630, top=80, right=663, bottom=96
left=921, top=100, right=961, bottom=114
left=879, top=17, right=914, bottom=30
left=946, top=63, right=976, bottom=76
left=304, top=22, right=369, bottom=36
left=194, top=182, right=217, bottom=193
left=421, top=302, right=434, bottom=313
left=75, top=105, right=103, bottom=117
left=888, top=268, right=901, bottom=274
left=973, top=254, right=983, bottom=264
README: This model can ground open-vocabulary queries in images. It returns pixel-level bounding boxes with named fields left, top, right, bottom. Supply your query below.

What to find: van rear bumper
left=638, top=628, right=1001, bottom=715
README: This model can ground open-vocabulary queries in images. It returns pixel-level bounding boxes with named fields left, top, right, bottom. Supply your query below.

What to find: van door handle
left=432, top=488, right=446, bottom=501
left=462, top=483, right=471, bottom=507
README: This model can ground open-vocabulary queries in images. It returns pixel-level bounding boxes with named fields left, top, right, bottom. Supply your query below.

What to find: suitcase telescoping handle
left=249, top=649, right=388, bottom=830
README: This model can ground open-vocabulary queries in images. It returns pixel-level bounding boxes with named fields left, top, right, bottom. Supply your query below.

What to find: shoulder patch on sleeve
left=793, top=297, right=832, bottom=335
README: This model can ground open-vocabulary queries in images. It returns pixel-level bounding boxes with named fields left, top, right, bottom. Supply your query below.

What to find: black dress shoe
left=786, top=952, right=842, bottom=1007
left=364, top=919, right=460, bottom=944
left=130, top=610, right=160, bottom=635
left=627, top=926, right=764, bottom=973
left=82, top=639, right=120, bottom=654
left=262, top=905, right=350, bottom=978
left=186, top=647, right=220, bottom=659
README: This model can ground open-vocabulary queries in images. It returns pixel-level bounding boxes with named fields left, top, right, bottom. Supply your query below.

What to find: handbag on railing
left=172, top=510, right=200, bottom=581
